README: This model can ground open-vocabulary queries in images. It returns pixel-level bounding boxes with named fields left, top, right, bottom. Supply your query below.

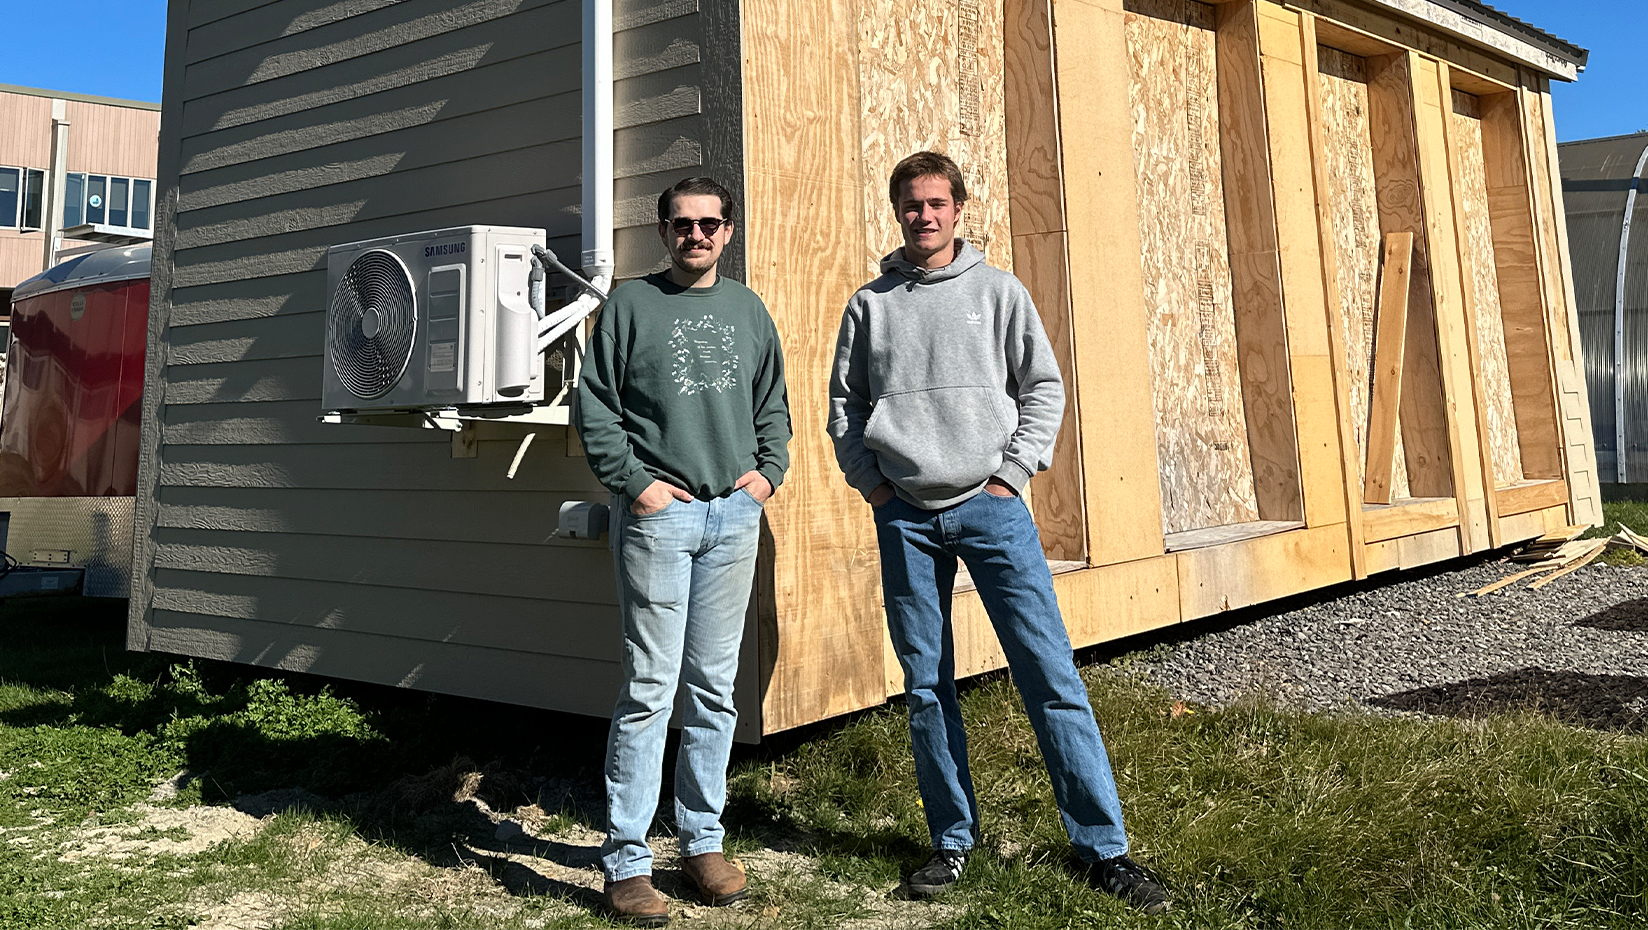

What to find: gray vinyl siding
left=131, top=0, right=752, bottom=733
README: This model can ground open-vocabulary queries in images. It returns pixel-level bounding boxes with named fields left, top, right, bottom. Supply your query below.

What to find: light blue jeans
left=600, top=489, right=763, bottom=882
left=874, top=490, right=1130, bottom=862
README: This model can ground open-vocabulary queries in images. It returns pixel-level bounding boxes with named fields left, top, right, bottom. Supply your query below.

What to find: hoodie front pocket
left=863, top=386, right=1011, bottom=496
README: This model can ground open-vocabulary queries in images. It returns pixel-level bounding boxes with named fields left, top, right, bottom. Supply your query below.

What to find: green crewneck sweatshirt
left=575, top=273, right=791, bottom=501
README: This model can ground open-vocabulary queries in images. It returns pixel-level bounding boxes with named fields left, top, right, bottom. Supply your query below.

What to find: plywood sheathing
left=1367, top=52, right=1455, bottom=504
left=1476, top=90, right=1561, bottom=481
left=1414, top=57, right=1492, bottom=550
left=1215, top=0, right=1304, bottom=526
left=1005, top=0, right=1085, bottom=561
left=1449, top=88, right=1524, bottom=487
left=1316, top=47, right=1411, bottom=499
left=742, top=0, right=889, bottom=734
left=857, top=0, right=1012, bottom=277
left=1125, top=0, right=1261, bottom=535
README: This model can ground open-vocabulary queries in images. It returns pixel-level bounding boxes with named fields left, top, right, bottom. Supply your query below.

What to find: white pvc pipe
left=581, top=0, right=614, bottom=280
left=1613, top=142, right=1648, bottom=483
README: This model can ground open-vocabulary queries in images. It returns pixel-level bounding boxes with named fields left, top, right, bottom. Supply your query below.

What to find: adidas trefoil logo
left=966, top=311, right=983, bottom=325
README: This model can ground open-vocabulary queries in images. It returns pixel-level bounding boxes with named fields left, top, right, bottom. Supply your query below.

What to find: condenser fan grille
left=329, top=249, right=416, bottom=399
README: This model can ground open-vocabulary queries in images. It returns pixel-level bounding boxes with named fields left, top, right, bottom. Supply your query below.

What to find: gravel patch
left=1130, top=555, right=1648, bottom=732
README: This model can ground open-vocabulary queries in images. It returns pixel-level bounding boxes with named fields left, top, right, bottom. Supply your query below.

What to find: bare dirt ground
left=51, top=764, right=951, bottom=930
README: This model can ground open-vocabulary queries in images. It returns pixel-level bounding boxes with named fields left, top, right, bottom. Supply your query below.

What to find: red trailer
left=0, top=244, right=149, bottom=596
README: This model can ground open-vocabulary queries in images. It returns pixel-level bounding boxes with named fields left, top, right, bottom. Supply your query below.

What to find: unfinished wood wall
left=1449, top=88, right=1523, bottom=487
left=1316, top=47, right=1412, bottom=499
left=1124, top=0, right=1261, bottom=534
left=858, top=0, right=1013, bottom=276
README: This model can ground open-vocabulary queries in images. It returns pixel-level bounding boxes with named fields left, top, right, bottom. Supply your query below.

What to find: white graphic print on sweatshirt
left=671, top=316, right=739, bottom=395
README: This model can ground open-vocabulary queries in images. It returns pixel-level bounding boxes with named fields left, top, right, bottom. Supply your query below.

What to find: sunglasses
left=668, top=216, right=726, bottom=237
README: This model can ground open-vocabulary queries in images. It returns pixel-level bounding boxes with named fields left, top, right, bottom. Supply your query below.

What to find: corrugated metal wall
left=130, top=0, right=751, bottom=729
left=1560, top=133, right=1648, bottom=484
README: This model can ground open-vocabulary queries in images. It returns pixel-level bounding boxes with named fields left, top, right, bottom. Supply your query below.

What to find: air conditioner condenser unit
left=322, top=225, right=548, bottom=412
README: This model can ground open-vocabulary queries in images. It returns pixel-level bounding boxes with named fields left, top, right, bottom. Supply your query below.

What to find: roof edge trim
left=0, top=83, right=161, bottom=112
left=1345, top=0, right=1586, bottom=82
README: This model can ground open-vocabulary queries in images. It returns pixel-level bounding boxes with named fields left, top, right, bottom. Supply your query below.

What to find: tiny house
left=131, top=0, right=1598, bottom=739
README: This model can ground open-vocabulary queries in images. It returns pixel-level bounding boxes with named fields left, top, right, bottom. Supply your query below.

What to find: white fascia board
left=1353, top=0, right=1580, bottom=81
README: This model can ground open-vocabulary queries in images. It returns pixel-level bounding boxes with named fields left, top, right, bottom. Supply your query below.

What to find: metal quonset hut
left=132, top=0, right=1599, bottom=740
left=1558, top=133, right=1648, bottom=487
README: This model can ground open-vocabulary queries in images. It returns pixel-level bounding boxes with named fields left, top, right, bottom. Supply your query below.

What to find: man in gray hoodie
left=828, top=151, right=1169, bottom=914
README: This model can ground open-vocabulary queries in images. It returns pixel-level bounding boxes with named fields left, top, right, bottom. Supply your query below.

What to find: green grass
left=730, top=671, right=1648, bottom=929
left=1585, top=498, right=1648, bottom=565
left=1, top=595, right=1646, bottom=928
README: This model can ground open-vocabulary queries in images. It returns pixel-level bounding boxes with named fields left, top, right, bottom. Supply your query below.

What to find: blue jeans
left=874, top=490, right=1129, bottom=861
left=601, top=490, right=763, bottom=881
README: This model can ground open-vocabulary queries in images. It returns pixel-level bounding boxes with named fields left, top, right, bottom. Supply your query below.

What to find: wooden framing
left=733, top=0, right=1596, bottom=733
left=129, top=0, right=1596, bottom=741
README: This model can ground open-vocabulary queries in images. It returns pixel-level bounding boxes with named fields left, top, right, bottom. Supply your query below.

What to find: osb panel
left=1125, top=0, right=1260, bottom=534
left=1317, top=46, right=1411, bottom=499
left=1450, top=89, right=1523, bottom=487
left=858, top=0, right=1013, bottom=275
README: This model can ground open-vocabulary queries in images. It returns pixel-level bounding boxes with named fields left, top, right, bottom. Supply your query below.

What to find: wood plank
left=1364, top=231, right=1412, bottom=504
left=1218, top=0, right=1303, bottom=524
left=1361, top=495, right=1457, bottom=542
left=1164, top=520, right=1304, bottom=551
left=1527, top=541, right=1607, bottom=589
left=1438, top=80, right=1507, bottom=550
left=1409, top=55, right=1486, bottom=550
left=1298, top=14, right=1369, bottom=576
left=1055, top=0, right=1166, bottom=563
left=1495, top=478, right=1568, bottom=516
left=1256, top=9, right=1346, bottom=533
left=1362, top=525, right=1461, bottom=575
left=1176, top=522, right=1350, bottom=620
left=743, top=0, right=889, bottom=735
left=1011, top=231, right=1086, bottom=559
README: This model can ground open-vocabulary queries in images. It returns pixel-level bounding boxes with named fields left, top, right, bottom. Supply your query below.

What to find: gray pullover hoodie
left=828, top=240, right=1065, bottom=509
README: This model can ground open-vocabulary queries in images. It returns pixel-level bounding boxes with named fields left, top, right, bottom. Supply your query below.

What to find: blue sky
left=0, top=0, right=1641, bottom=142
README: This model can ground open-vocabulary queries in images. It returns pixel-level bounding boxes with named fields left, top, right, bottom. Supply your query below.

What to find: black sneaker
left=906, top=849, right=969, bottom=898
left=1089, top=854, right=1170, bottom=914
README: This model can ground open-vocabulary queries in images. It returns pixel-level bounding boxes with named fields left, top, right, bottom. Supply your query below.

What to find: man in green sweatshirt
left=575, top=176, right=790, bottom=926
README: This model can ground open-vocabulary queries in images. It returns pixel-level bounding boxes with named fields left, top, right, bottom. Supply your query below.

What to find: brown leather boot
left=681, top=851, right=748, bottom=906
left=603, top=875, right=670, bottom=926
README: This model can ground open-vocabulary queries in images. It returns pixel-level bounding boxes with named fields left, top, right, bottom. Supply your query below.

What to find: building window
left=132, top=179, right=151, bottom=230
left=20, top=169, right=44, bottom=230
left=64, top=173, right=84, bottom=228
left=62, top=172, right=153, bottom=233
left=0, top=167, right=49, bottom=229
left=0, top=168, right=18, bottom=227
left=86, top=175, right=106, bottom=225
